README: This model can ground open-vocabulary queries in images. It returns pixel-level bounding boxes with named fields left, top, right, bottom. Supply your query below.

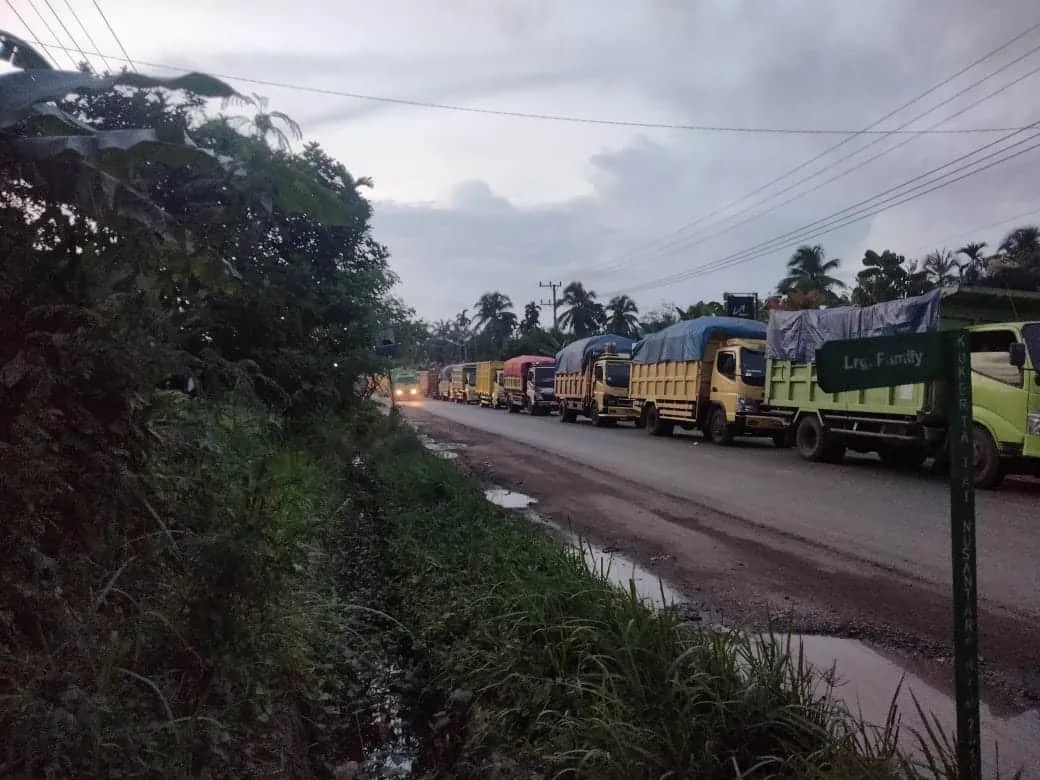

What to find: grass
left=4, top=398, right=1020, bottom=778
left=354, top=416, right=996, bottom=780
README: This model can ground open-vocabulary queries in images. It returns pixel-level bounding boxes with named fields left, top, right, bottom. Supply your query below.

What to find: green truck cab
left=760, top=288, right=1040, bottom=488
left=389, top=368, right=420, bottom=401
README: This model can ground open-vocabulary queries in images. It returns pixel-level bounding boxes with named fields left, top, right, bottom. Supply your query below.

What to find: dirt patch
left=406, top=408, right=1040, bottom=710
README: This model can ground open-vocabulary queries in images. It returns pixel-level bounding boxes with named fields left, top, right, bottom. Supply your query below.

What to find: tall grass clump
left=361, top=421, right=967, bottom=779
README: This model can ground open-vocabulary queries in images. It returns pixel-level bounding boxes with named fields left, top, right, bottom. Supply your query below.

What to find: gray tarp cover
left=438, top=365, right=454, bottom=380
left=555, top=333, right=634, bottom=374
left=766, top=288, right=942, bottom=363
left=631, top=316, right=767, bottom=364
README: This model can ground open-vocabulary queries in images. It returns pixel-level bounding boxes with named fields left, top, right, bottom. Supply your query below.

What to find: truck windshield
left=1022, top=324, right=1040, bottom=368
left=739, top=349, right=766, bottom=387
left=604, top=362, right=630, bottom=388
left=392, top=370, right=418, bottom=384
left=533, top=366, right=555, bottom=387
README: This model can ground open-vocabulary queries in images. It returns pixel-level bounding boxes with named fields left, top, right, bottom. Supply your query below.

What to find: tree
left=639, top=303, right=679, bottom=335
left=923, top=248, right=960, bottom=287
left=851, top=249, right=931, bottom=305
left=520, top=301, right=541, bottom=334
left=223, top=92, right=303, bottom=152
left=605, top=295, right=639, bottom=337
left=998, top=225, right=1040, bottom=270
left=472, top=291, right=517, bottom=350
left=676, top=300, right=725, bottom=319
left=957, top=241, right=988, bottom=283
left=558, top=281, right=605, bottom=337
left=777, top=245, right=846, bottom=303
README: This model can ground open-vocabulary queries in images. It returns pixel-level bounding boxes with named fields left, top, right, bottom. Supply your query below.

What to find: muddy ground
left=405, top=407, right=1040, bottom=710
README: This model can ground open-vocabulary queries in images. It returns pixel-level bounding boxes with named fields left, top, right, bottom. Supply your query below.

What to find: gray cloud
left=121, top=0, right=1040, bottom=321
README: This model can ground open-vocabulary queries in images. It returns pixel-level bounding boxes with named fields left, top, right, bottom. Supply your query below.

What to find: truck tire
left=645, top=405, right=674, bottom=437
left=559, top=404, right=578, bottom=423
left=973, top=425, right=1004, bottom=489
left=795, top=415, right=844, bottom=463
left=591, top=406, right=609, bottom=427
left=707, top=406, right=734, bottom=446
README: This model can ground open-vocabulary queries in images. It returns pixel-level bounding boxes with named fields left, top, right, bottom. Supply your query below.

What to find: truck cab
left=527, top=364, right=557, bottom=413
left=492, top=369, right=507, bottom=408
left=967, top=321, right=1040, bottom=486
left=705, top=338, right=784, bottom=444
left=462, top=362, right=479, bottom=404
left=559, top=349, right=638, bottom=425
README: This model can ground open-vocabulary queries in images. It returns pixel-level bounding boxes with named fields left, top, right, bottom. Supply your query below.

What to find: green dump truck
left=759, top=288, right=1040, bottom=488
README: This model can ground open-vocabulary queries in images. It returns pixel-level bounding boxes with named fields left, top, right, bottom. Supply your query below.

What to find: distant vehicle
left=476, top=361, right=505, bottom=407
left=418, top=369, right=436, bottom=398
left=390, top=368, right=420, bottom=401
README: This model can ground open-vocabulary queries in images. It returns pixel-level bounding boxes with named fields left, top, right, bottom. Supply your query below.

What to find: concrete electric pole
left=538, top=280, right=563, bottom=328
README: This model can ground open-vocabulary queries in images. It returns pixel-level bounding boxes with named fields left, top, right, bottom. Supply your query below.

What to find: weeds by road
left=357, top=415, right=971, bottom=779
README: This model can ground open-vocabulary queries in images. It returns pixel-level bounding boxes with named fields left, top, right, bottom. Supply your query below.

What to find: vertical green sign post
left=816, top=330, right=980, bottom=780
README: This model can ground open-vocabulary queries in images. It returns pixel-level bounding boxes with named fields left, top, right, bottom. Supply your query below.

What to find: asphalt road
left=406, top=400, right=1040, bottom=620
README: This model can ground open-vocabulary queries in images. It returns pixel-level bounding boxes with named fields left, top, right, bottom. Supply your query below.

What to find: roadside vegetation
left=0, top=33, right=1001, bottom=779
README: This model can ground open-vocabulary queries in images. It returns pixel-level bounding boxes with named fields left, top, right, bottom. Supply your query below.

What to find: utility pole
left=539, top=280, right=563, bottom=328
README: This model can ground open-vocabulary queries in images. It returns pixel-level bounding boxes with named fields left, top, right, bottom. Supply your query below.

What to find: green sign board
left=814, top=329, right=981, bottom=780
left=815, top=331, right=945, bottom=393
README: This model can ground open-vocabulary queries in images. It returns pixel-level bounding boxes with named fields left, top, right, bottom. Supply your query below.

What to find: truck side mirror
left=1009, top=342, right=1026, bottom=368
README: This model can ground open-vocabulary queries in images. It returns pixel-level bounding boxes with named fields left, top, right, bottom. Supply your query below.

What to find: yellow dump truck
left=630, top=316, right=786, bottom=444
left=475, top=360, right=504, bottom=407
left=555, top=334, right=640, bottom=426
left=451, top=362, right=478, bottom=403
left=437, top=364, right=454, bottom=400
left=492, top=367, right=508, bottom=408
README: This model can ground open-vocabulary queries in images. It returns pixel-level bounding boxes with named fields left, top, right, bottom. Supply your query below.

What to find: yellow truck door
left=712, top=349, right=739, bottom=420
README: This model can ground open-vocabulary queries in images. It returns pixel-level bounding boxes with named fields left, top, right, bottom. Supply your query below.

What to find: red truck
left=503, top=354, right=557, bottom=415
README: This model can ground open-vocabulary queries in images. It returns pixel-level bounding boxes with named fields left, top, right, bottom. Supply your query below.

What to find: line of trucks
left=411, top=287, right=1040, bottom=489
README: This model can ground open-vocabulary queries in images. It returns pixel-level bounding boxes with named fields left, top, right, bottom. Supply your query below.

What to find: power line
left=605, top=125, right=1040, bottom=297
left=62, top=0, right=113, bottom=72
left=583, top=27, right=1040, bottom=278
left=538, top=280, right=563, bottom=326
left=41, top=0, right=91, bottom=70
left=3, top=1, right=55, bottom=67
left=8, top=37, right=1038, bottom=138
left=21, top=0, right=77, bottom=68
left=90, top=0, right=135, bottom=72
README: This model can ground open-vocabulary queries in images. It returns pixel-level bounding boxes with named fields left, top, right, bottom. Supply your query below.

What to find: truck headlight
left=410, top=388, right=417, bottom=395
left=394, top=388, right=402, bottom=396
left=1028, top=413, right=1040, bottom=436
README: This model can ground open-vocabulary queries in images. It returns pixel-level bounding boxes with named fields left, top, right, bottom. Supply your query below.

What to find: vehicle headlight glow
left=409, top=387, right=417, bottom=395
left=394, top=389, right=402, bottom=396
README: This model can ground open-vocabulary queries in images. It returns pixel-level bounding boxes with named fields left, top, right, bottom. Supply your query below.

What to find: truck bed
left=629, top=360, right=708, bottom=420
left=764, top=360, right=937, bottom=417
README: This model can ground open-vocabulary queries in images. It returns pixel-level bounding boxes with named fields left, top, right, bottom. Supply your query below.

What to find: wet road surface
left=408, top=400, right=1039, bottom=619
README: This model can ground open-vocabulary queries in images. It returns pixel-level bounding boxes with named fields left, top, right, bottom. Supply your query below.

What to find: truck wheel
left=591, top=407, right=609, bottom=427
left=973, top=425, right=1004, bottom=489
left=645, top=405, right=674, bottom=437
left=707, top=406, right=734, bottom=446
left=559, top=402, right=571, bottom=423
left=795, top=415, right=843, bottom=463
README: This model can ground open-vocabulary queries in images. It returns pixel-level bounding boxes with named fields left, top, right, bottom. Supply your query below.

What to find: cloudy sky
left=5, top=0, right=1040, bottom=322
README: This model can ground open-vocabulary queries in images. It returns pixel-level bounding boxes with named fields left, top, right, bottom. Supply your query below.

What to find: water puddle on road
left=484, top=487, right=537, bottom=509
left=791, top=635, right=1040, bottom=778
left=419, top=433, right=463, bottom=460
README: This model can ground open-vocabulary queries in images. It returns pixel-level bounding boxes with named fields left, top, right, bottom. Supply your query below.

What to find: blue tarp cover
left=555, top=333, right=634, bottom=374
left=631, top=316, right=767, bottom=364
left=766, top=288, right=942, bottom=363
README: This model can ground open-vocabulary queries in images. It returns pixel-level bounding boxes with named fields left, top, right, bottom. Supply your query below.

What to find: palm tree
left=605, top=295, right=640, bottom=337
left=520, top=301, right=541, bottom=334
left=558, top=282, right=605, bottom=338
left=923, top=248, right=960, bottom=287
left=999, top=225, right=1040, bottom=270
left=676, top=300, right=724, bottom=320
left=472, top=292, right=513, bottom=330
left=956, top=241, right=988, bottom=283
left=224, top=92, right=303, bottom=152
left=777, top=245, right=846, bottom=302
